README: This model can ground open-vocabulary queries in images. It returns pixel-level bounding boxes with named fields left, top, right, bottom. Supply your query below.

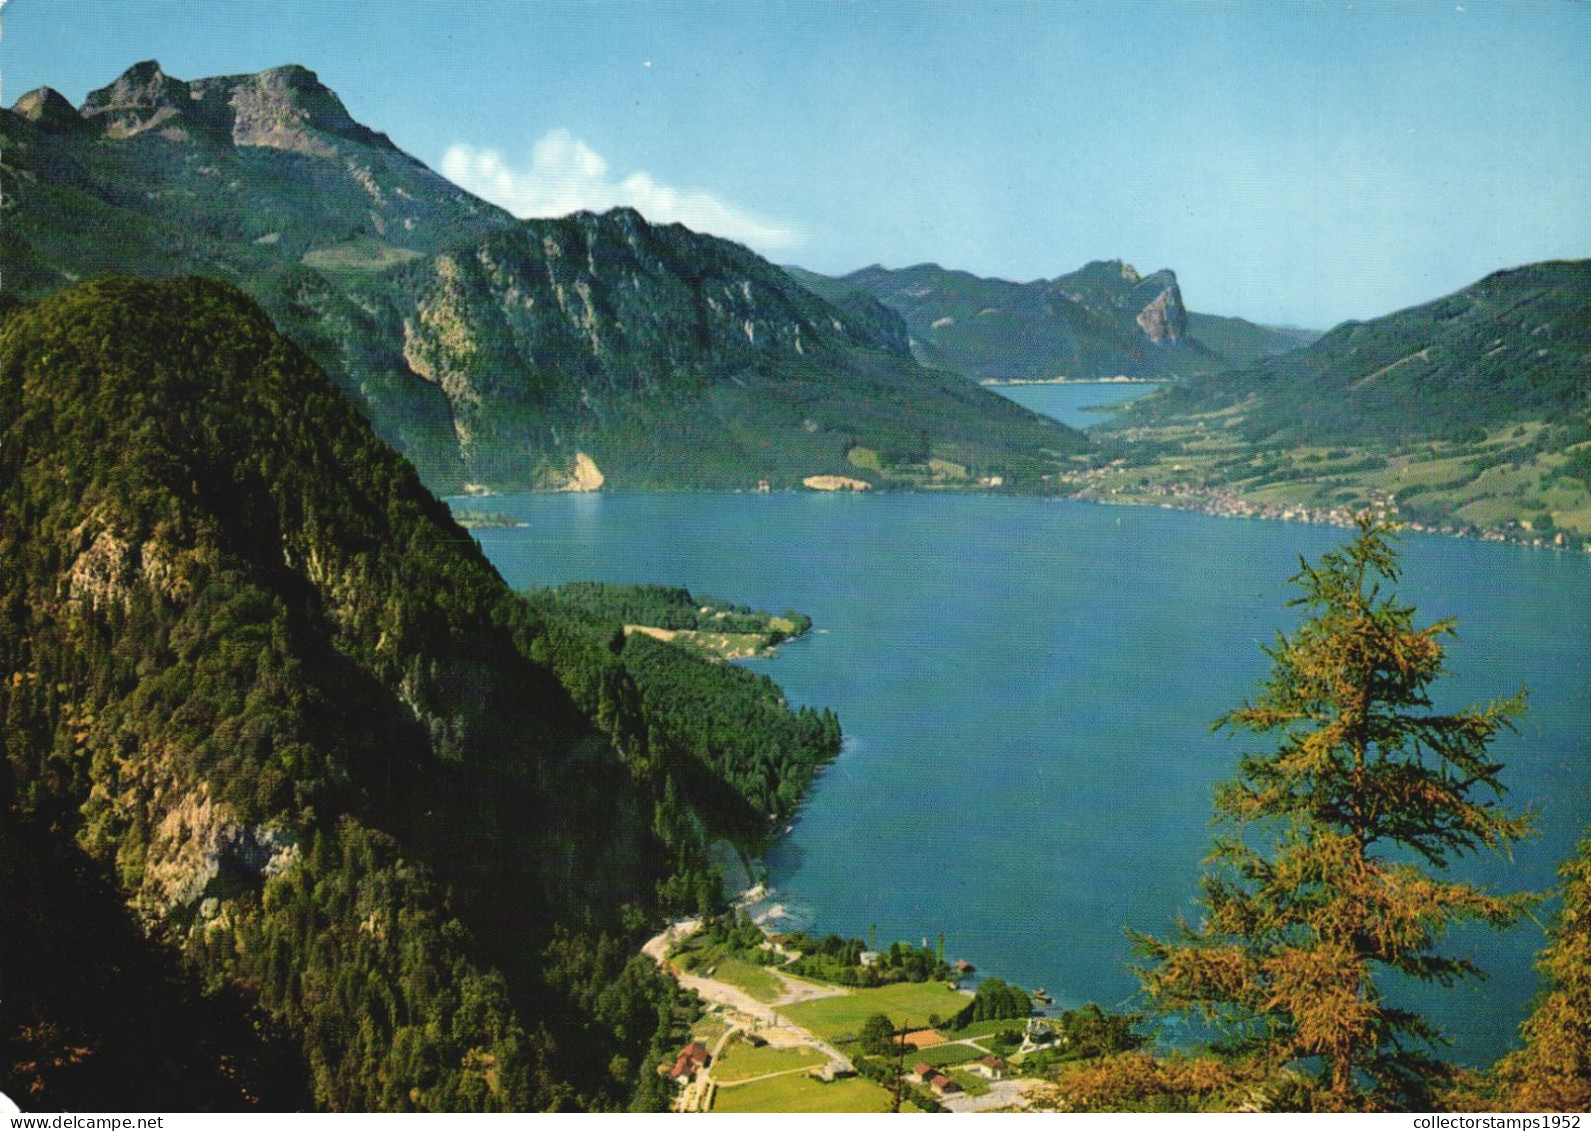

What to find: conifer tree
left=1135, top=517, right=1535, bottom=1110
left=1494, top=831, right=1591, bottom=1112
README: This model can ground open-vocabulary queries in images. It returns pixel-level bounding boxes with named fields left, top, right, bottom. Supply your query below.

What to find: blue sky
left=5, top=0, right=1588, bottom=328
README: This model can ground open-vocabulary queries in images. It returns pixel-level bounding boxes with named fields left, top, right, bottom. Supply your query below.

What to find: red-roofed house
left=669, top=1041, right=711, bottom=1082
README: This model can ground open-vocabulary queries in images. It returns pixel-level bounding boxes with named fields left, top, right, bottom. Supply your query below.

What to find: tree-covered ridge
left=515, top=583, right=838, bottom=841
left=1079, top=261, right=1591, bottom=542
left=539, top=581, right=811, bottom=658
left=0, top=277, right=830, bottom=1110
left=1136, top=260, right=1591, bottom=447
left=0, top=62, right=1085, bottom=496
left=614, top=633, right=840, bottom=832
left=786, top=261, right=1310, bottom=384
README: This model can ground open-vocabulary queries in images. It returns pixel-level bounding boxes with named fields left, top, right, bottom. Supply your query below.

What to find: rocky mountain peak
left=214, top=64, right=388, bottom=154
left=11, top=86, right=82, bottom=128
left=79, top=60, right=191, bottom=136
left=1135, top=275, right=1187, bottom=345
left=77, top=60, right=393, bottom=153
left=88, top=59, right=173, bottom=105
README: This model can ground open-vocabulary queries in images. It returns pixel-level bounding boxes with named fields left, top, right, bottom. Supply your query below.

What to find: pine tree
left=1135, top=517, right=1536, bottom=1110
left=1493, top=831, right=1591, bottom=1112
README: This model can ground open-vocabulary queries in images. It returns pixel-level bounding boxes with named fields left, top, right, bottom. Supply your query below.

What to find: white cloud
left=441, top=129, right=804, bottom=253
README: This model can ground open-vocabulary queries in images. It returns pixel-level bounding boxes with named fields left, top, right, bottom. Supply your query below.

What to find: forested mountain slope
left=1077, top=260, right=1591, bottom=541
left=0, top=62, right=1083, bottom=494
left=0, top=277, right=836, bottom=1110
left=788, top=260, right=1309, bottom=383
left=1133, top=259, right=1591, bottom=445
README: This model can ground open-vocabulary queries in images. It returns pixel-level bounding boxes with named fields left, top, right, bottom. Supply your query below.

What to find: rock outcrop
left=1135, top=278, right=1188, bottom=345
left=77, top=60, right=394, bottom=153
left=11, top=86, right=82, bottom=128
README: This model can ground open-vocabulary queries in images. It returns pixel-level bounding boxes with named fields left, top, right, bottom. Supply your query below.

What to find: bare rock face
left=1135, top=279, right=1188, bottom=345
left=223, top=65, right=373, bottom=155
left=11, top=86, right=82, bottom=128
left=66, top=528, right=137, bottom=611
left=558, top=452, right=606, bottom=492
left=65, top=523, right=197, bottom=612
left=77, top=60, right=393, bottom=153
left=143, top=786, right=301, bottom=916
left=78, top=60, right=187, bottom=137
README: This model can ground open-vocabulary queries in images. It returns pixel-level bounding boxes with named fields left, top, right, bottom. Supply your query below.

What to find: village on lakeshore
left=642, top=892, right=1142, bottom=1113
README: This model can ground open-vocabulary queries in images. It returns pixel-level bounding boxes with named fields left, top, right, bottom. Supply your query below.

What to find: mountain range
left=1, top=57, right=1587, bottom=1115
left=0, top=62, right=1085, bottom=495
left=787, top=260, right=1313, bottom=383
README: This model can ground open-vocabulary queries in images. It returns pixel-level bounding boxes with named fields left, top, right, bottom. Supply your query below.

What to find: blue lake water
left=468, top=491, right=1590, bottom=1067
left=988, top=381, right=1161, bottom=428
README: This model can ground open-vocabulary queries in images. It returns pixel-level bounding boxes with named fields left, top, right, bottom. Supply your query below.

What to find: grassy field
left=711, top=1072, right=896, bottom=1113
left=781, top=981, right=973, bottom=1044
left=1087, top=416, right=1591, bottom=540
left=689, top=1015, right=730, bottom=1049
left=947, top=1067, right=992, bottom=1097
left=624, top=624, right=778, bottom=660
left=301, top=236, right=423, bottom=276
left=708, top=957, right=785, bottom=1003
left=710, top=1041, right=826, bottom=1084
left=912, top=1041, right=986, bottom=1068
left=948, top=1017, right=1029, bottom=1040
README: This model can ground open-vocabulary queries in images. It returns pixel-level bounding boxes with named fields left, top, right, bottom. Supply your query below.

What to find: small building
left=910, top=1062, right=935, bottom=1085
left=669, top=1041, right=711, bottom=1082
left=756, top=478, right=771, bottom=493
left=858, top=950, right=881, bottom=967
left=955, top=958, right=975, bottom=973
left=928, top=1073, right=962, bottom=1096
left=971, top=1056, right=1006, bottom=1080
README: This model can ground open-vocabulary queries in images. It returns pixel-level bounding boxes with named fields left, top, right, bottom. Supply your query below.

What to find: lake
left=987, top=381, right=1161, bottom=428
left=467, top=491, right=1589, bottom=1067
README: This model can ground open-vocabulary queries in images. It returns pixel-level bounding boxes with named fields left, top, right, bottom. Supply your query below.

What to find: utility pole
left=890, top=1018, right=909, bottom=1114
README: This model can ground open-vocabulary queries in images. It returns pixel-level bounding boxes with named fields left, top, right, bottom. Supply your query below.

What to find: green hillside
left=787, top=261, right=1309, bottom=383
left=1139, top=260, right=1591, bottom=444
left=1086, top=261, right=1591, bottom=541
left=0, top=277, right=840, bottom=1110
left=0, top=62, right=1085, bottom=495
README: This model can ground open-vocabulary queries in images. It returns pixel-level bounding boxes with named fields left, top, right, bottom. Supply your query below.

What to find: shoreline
left=446, top=486, right=1590, bottom=554
left=979, top=376, right=1161, bottom=386
left=1056, top=479, right=1589, bottom=552
left=644, top=891, right=1035, bottom=1112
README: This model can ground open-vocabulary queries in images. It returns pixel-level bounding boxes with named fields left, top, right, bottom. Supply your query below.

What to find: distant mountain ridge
left=0, top=62, right=1083, bottom=494
left=1133, top=259, right=1591, bottom=444
left=1086, top=259, right=1591, bottom=542
left=787, top=260, right=1312, bottom=383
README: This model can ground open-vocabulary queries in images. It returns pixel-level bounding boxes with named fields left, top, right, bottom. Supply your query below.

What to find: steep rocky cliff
left=0, top=62, right=1082, bottom=493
